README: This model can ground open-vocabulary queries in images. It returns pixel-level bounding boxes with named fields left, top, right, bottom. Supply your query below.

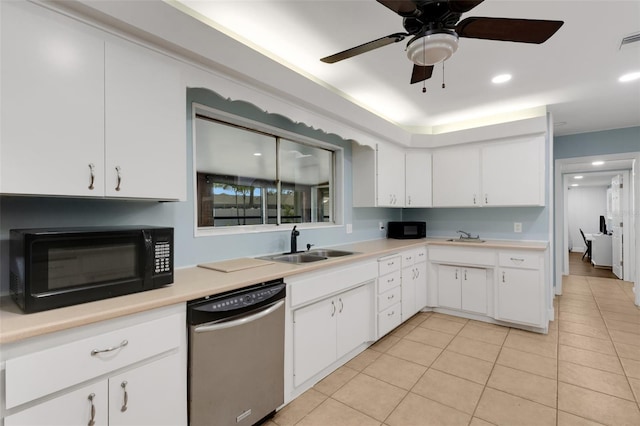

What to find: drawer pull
left=120, top=381, right=129, bottom=412
left=115, top=166, right=122, bottom=191
left=91, top=339, right=128, bottom=356
left=387, top=310, right=395, bottom=317
left=387, top=277, right=394, bottom=283
left=510, top=257, right=525, bottom=262
left=88, top=393, right=96, bottom=426
left=387, top=294, right=395, bottom=300
left=387, top=261, right=395, bottom=267
left=502, top=272, right=506, bottom=283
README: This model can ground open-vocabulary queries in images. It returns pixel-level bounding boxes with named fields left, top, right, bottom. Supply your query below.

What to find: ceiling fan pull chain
left=422, top=37, right=427, bottom=93
left=442, top=61, right=446, bottom=89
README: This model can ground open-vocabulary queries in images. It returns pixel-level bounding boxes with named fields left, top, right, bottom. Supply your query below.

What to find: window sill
left=195, top=222, right=343, bottom=238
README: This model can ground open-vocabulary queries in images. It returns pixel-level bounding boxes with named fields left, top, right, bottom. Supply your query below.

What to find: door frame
left=554, top=152, right=639, bottom=305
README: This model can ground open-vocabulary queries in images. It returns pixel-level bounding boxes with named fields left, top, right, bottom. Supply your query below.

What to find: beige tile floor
left=268, top=275, right=640, bottom=426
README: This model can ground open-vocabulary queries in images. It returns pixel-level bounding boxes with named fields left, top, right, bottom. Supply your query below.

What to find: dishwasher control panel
left=204, top=284, right=284, bottom=312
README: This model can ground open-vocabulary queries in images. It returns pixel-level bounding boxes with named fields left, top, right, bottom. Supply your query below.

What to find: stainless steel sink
left=268, top=253, right=328, bottom=263
left=259, top=248, right=356, bottom=264
left=446, top=238, right=486, bottom=243
left=306, top=249, right=355, bottom=257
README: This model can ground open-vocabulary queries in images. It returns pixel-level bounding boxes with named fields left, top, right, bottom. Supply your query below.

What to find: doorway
left=554, top=152, right=639, bottom=305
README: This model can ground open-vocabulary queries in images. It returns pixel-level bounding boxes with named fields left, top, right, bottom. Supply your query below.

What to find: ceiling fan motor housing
left=406, top=30, right=459, bottom=66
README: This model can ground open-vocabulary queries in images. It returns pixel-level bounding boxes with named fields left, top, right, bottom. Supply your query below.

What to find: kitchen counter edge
left=0, top=238, right=548, bottom=344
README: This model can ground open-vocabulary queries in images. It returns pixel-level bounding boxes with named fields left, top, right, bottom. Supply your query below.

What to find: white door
left=336, top=284, right=374, bottom=359
left=405, top=151, right=432, bottom=207
left=461, top=267, right=487, bottom=314
left=109, top=353, right=185, bottom=426
left=611, top=174, right=623, bottom=279
left=497, top=268, right=542, bottom=326
left=401, top=266, right=417, bottom=320
left=437, top=265, right=462, bottom=309
left=4, top=382, right=108, bottom=426
left=293, top=299, right=336, bottom=386
left=1, top=1, right=105, bottom=197
left=414, top=262, right=428, bottom=312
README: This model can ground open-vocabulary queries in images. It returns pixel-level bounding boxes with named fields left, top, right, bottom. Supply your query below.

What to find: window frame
left=192, top=102, right=344, bottom=237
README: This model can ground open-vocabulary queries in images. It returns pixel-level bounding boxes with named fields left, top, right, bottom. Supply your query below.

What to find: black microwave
left=10, top=226, right=174, bottom=313
left=387, top=221, right=426, bottom=239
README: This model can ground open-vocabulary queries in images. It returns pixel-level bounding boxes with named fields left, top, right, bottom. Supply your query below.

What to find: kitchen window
left=194, top=106, right=340, bottom=233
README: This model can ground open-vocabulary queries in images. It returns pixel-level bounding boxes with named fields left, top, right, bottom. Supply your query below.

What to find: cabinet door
left=401, top=266, right=416, bottom=320
left=376, top=142, right=405, bottom=206
left=5, top=381, right=108, bottom=426
left=109, top=353, right=186, bottom=426
left=336, top=283, right=374, bottom=359
left=405, top=151, right=432, bottom=207
left=1, top=1, right=105, bottom=196
left=293, top=299, right=337, bottom=386
left=461, top=267, right=487, bottom=314
left=437, top=265, right=462, bottom=309
left=497, top=268, right=542, bottom=326
left=414, top=262, right=428, bottom=312
left=105, top=41, right=185, bottom=200
left=432, top=147, right=481, bottom=207
left=481, top=136, right=544, bottom=206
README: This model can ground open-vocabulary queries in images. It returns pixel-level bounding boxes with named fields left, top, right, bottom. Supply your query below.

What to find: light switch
left=346, top=223, right=353, bottom=234
left=514, top=222, right=522, bottom=233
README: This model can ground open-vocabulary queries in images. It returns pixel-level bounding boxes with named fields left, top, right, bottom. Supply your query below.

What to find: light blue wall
left=0, top=88, right=400, bottom=294
left=555, top=127, right=640, bottom=159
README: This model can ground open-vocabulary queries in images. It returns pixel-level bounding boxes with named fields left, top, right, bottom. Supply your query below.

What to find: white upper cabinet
left=432, top=146, right=481, bottom=207
left=481, top=136, right=545, bottom=206
left=376, top=142, right=405, bottom=207
left=104, top=41, right=185, bottom=200
left=405, top=151, right=432, bottom=207
left=352, top=142, right=405, bottom=207
left=432, top=135, right=545, bottom=207
left=1, top=1, right=105, bottom=197
left=0, top=1, right=186, bottom=201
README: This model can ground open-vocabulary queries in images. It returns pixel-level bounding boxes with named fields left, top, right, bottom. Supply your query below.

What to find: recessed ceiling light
left=592, top=161, right=605, bottom=166
left=492, top=74, right=512, bottom=84
left=571, top=184, right=579, bottom=187
left=574, top=175, right=583, bottom=179
left=619, top=71, right=640, bottom=82
left=253, top=152, right=262, bottom=156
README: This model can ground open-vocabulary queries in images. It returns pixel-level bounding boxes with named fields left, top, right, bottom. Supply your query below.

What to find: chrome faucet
left=290, top=225, right=300, bottom=253
left=457, top=230, right=479, bottom=240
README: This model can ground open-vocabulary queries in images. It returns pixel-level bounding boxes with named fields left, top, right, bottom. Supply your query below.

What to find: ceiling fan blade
left=377, top=0, right=420, bottom=17
left=456, top=17, right=564, bottom=44
left=448, top=1, right=485, bottom=13
left=321, top=33, right=407, bottom=63
left=410, top=64, right=434, bottom=84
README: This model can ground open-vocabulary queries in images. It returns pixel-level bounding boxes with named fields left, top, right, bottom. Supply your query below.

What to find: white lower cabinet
left=1, top=304, right=187, bottom=426
left=496, top=267, right=541, bottom=326
left=437, top=265, right=487, bottom=314
left=292, top=282, right=374, bottom=387
left=401, top=247, right=428, bottom=320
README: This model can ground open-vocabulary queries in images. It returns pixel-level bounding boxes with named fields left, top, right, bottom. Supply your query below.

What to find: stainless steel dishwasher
left=187, top=279, right=286, bottom=426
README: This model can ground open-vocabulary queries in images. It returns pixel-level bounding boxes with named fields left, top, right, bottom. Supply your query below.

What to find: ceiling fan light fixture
left=406, top=32, right=459, bottom=66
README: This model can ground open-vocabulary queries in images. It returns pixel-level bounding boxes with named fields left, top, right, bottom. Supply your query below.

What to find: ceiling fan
left=320, top=0, right=564, bottom=84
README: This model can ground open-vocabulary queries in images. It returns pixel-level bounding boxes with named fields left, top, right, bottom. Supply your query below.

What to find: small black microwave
left=387, top=221, right=426, bottom=239
left=10, top=226, right=173, bottom=313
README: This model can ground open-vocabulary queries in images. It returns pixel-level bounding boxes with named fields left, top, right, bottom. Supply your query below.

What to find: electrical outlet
left=514, top=222, right=522, bottom=233
left=379, top=222, right=385, bottom=231
left=346, top=223, right=353, bottom=234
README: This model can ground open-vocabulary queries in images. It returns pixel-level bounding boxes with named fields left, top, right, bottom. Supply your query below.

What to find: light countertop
left=0, top=238, right=548, bottom=344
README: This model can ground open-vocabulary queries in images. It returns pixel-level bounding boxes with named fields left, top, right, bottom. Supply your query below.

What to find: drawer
left=378, top=303, right=401, bottom=338
left=5, top=312, right=183, bottom=409
left=378, top=255, right=401, bottom=276
left=498, top=252, right=540, bottom=269
left=402, top=251, right=415, bottom=267
left=378, top=286, right=401, bottom=312
left=378, top=270, right=401, bottom=294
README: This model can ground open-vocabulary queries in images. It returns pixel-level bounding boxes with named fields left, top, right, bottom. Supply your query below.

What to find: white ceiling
left=174, top=0, right=640, bottom=137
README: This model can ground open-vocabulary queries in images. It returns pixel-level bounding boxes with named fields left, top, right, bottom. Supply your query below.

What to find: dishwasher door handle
left=194, top=300, right=284, bottom=333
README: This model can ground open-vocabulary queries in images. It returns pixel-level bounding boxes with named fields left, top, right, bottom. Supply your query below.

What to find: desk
left=590, top=234, right=612, bottom=268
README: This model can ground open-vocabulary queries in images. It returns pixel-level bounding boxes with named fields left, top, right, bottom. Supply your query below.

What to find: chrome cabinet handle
left=387, top=294, right=395, bottom=300
left=388, top=310, right=395, bottom=317
left=331, top=300, right=336, bottom=317
left=120, top=381, right=128, bottom=412
left=387, top=277, right=394, bottom=283
left=464, top=270, right=467, bottom=281
left=338, top=298, right=344, bottom=313
left=502, top=272, right=506, bottom=283
left=88, top=163, right=95, bottom=190
left=91, top=339, right=128, bottom=356
left=473, top=194, right=477, bottom=205
left=387, top=261, right=395, bottom=267
left=115, top=166, right=122, bottom=191
left=485, top=194, right=488, bottom=204
left=455, top=269, right=458, bottom=280
left=88, top=393, right=96, bottom=426
left=510, top=257, right=525, bottom=262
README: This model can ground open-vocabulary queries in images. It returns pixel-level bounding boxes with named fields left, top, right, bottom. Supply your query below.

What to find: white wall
left=567, top=186, right=608, bottom=252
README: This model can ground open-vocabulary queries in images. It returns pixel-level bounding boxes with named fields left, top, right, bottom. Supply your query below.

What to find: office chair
left=579, top=228, right=592, bottom=261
